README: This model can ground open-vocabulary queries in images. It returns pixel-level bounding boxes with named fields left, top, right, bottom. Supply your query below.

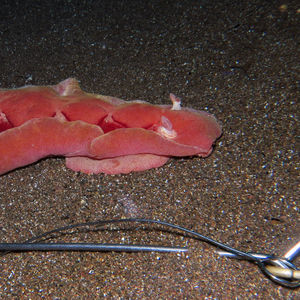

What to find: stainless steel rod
left=0, top=243, right=188, bottom=253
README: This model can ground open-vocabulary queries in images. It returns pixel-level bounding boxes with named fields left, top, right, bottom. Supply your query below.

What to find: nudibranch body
left=0, top=78, right=222, bottom=175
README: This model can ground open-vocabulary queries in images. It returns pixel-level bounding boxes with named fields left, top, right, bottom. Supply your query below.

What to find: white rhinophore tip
left=170, top=93, right=181, bottom=110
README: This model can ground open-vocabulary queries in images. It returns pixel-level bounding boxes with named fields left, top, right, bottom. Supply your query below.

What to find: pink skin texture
left=0, top=78, right=222, bottom=175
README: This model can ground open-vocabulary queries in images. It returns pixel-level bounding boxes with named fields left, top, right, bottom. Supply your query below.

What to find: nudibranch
left=0, top=78, right=222, bottom=175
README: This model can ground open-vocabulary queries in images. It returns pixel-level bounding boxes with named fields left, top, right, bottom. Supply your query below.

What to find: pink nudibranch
left=0, top=78, right=222, bottom=175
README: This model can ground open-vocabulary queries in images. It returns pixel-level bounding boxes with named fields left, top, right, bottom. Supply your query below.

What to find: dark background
left=0, top=0, right=299, bottom=298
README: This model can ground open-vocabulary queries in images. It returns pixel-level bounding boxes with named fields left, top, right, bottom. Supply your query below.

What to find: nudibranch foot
left=66, top=154, right=169, bottom=175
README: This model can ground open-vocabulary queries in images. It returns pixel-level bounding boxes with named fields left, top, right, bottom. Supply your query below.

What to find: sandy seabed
left=0, top=1, right=299, bottom=298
